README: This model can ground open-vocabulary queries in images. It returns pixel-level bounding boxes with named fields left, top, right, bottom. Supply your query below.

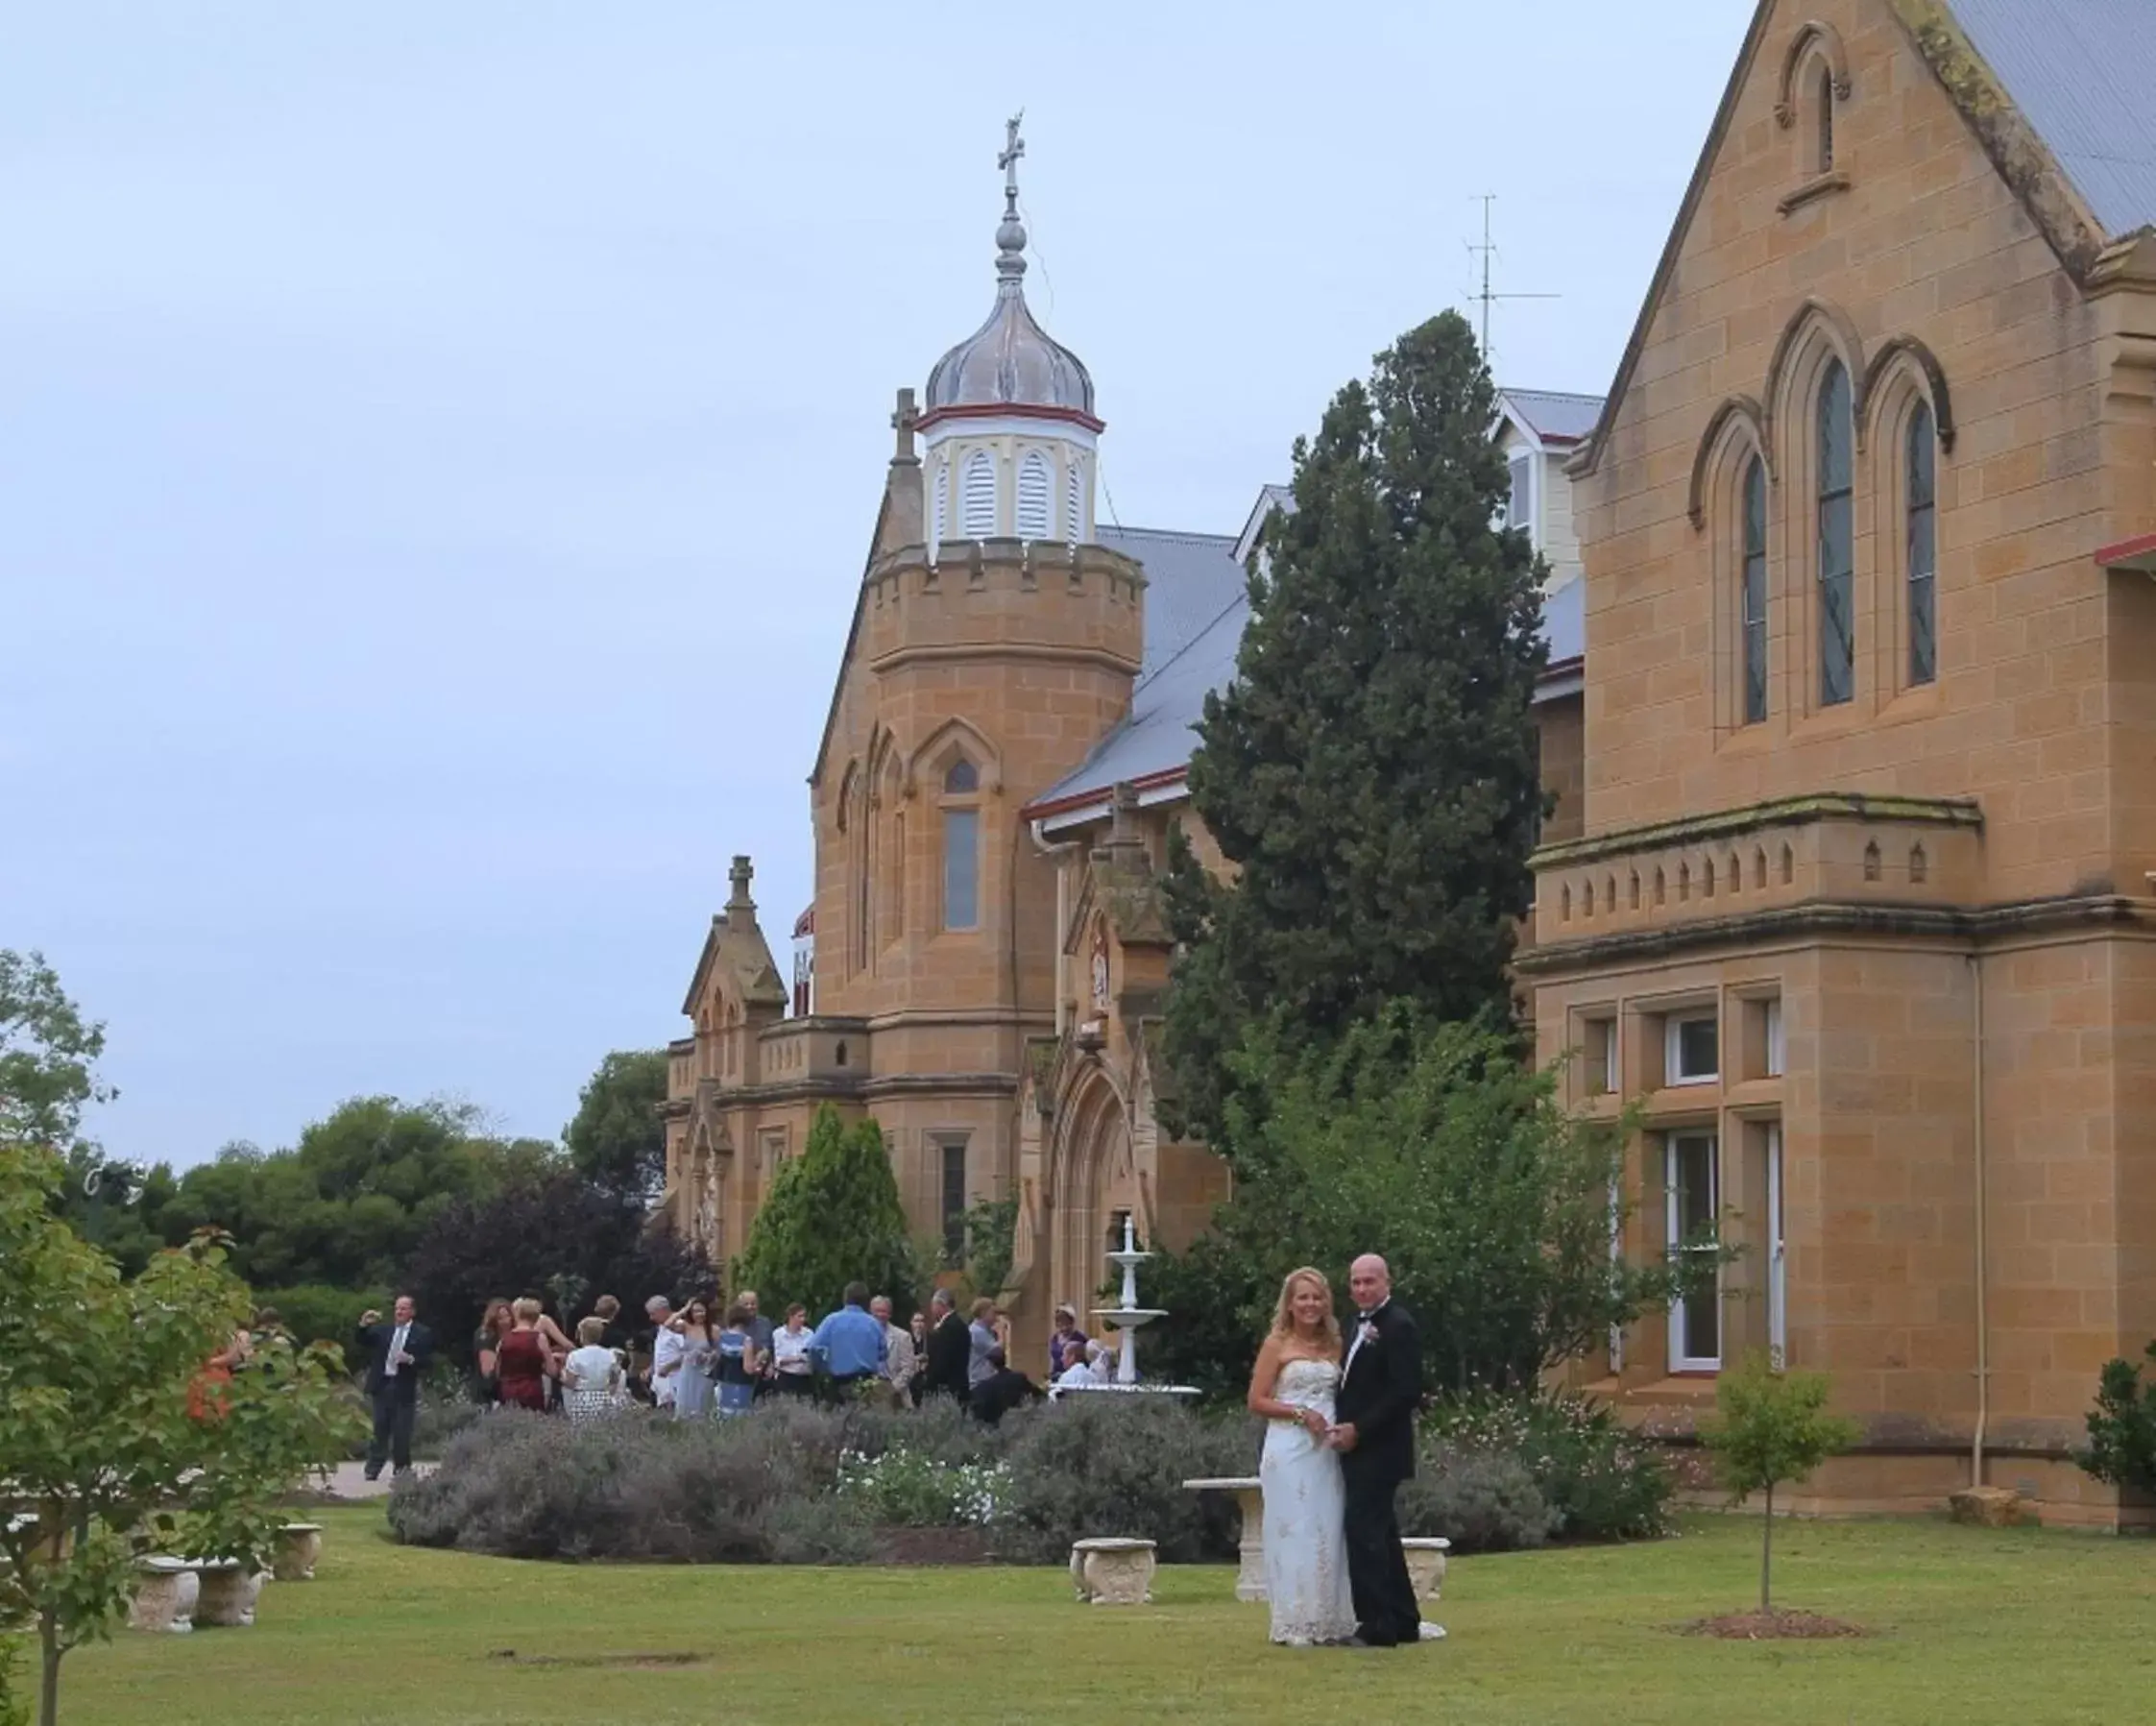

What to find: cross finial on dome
left=995, top=111, right=1028, bottom=283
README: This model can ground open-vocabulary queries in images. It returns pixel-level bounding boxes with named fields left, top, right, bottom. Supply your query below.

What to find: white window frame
left=1766, top=1123, right=1786, bottom=1369
left=1665, top=1131, right=1721, bottom=1373
left=1601, top=1019, right=1619, bottom=1095
left=1764, top=998, right=1785, bottom=1078
left=1665, top=1010, right=1720, bottom=1087
left=1507, top=449, right=1539, bottom=548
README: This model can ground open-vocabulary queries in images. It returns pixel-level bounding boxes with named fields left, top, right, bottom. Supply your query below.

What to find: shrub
left=1398, top=1446, right=1559, bottom=1553
left=1424, top=1392, right=1674, bottom=1542
left=995, top=1397, right=1251, bottom=1564
left=838, top=1448, right=1010, bottom=1526
left=2077, top=1340, right=2156, bottom=1497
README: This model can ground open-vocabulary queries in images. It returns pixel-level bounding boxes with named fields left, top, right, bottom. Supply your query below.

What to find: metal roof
left=1097, top=524, right=1247, bottom=679
left=1950, top=0, right=2156, bottom=238
left=1497, top=388, right=1605, bottom=445
left=1030, top=532, right=1583, bottom=823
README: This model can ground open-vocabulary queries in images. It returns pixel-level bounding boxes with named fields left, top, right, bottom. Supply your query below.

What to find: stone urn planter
left=193, top=1561, right=264, bottom=1627
left=1400, top=1537, right=1451, bottom=1602
left=127, top=1559, right=200, bottom=1634
left=1069, top=1537, right=1157, bottom=1605
left=273, top=1523, right=324, bottom=1581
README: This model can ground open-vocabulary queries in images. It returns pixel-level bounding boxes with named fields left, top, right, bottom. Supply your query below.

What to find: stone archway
left=1051, top=1070, right=1136, bottom=1318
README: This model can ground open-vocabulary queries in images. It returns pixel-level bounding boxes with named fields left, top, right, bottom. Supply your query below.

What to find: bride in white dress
left=1246, top=1267, right=1357, bottom=1646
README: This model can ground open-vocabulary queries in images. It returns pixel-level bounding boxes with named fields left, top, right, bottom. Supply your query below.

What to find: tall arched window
left=1816, top=64, right=1836, bottom=172
left=1906, top=401, right=1938, bottom=687
left=960, top=450, right=996, bottom=539
left=941, top=758, right=981, bottom=931
left=1016, top=450, right=1052, bottom=540
left=1741, top=454, right=1769, bottom=725
left=1816, top=359, right=1854, bottom=707
left=1065, top=456, right=1083, bottom=544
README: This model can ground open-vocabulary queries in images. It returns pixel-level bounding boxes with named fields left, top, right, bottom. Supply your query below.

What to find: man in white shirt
left=646, top=1296, right=685, bottom=1409
left=355, top=1295, right=434, bottom=1481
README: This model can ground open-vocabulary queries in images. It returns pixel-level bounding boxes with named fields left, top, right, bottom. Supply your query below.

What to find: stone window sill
left=1779, top=170, right=1851, bottom=215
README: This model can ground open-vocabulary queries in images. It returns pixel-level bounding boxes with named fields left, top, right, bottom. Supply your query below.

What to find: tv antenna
left=1466, top=194, right=1558, bottom=365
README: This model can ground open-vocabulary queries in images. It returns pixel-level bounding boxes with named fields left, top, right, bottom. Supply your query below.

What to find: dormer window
left=1508, top=452, right=1536, bottom=548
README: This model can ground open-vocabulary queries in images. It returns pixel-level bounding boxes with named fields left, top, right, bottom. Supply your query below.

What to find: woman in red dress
left=495, top=1298, right=552, bottom=1412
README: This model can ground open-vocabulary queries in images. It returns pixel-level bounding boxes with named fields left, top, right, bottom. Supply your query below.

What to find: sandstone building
left=1529, top=0, right=2156, bottom=1522
left=666, top=0, right=2156, bottom=1524
left=660, top=122, right=1583, bottom=1364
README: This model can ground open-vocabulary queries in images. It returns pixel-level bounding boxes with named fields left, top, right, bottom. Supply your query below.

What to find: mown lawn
left=56, top=1504, right=2156, bottom=1726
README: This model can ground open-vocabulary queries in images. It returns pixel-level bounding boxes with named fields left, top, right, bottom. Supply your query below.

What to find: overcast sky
left=3, top=2, right=1753, bottom=1168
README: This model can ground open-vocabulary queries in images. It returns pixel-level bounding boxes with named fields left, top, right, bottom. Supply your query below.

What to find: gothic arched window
left=1816, top=63, right=1836, bottom=173
left=1906, top=401, right=1938, bottom=687
left=941, top=757, right=981, bottom=930
left=1816, top=359, right=1855, bottom=707
left=1741, top=454, right=1769, bottom=725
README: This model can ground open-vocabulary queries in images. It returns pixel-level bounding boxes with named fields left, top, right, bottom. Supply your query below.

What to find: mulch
left=1678, top=1610, right=1869, bottom=1641
left=869, top=1526, right=1000, bottom=1566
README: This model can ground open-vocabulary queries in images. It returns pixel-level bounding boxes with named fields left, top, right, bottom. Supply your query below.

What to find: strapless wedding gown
left=1259, top=1357, right=1357, bottom=1645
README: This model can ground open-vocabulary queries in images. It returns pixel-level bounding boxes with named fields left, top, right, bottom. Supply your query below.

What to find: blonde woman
left=1246, top=1267, right=1356, bottom=1646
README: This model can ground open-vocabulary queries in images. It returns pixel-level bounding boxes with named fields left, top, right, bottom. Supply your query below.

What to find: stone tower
left=805, top=117, right=1147, bottom=1252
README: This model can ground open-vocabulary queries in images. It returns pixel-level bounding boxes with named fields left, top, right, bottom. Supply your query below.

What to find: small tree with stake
left=1700, top=1352, right=1860, bottom=1616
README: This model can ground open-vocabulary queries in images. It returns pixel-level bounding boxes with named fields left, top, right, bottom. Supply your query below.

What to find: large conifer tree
left=1162, top=312, right=1547, bottom=1145
left=730, top=1105, right=916, bottom=1319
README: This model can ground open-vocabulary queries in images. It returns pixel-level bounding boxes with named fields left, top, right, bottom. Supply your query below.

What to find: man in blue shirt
left=809, top=1281, right=888, bottom=1400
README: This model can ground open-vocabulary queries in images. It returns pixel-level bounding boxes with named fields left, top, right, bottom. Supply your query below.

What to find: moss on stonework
left=1531, top=791, right=1982, bottom=870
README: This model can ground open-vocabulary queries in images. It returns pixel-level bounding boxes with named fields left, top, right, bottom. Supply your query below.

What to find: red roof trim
left=916, top=401, right=1106, bottom=435
left=1020, top=764, right=1188, bottom=822
left=2096, top=531, right=2156, bottom=571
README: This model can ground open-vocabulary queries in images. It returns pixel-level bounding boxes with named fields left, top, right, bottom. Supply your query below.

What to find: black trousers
left=367, top=1389, right=417, bottom=1476
left=1341, top=1460, right=1419, bottom=1645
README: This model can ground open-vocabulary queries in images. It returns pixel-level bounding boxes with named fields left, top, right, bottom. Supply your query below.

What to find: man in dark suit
left=923, top=1288, right=972, bottom=1401
left=355, top=1295, right=435, bottom=1481
left=1328, top=1253, right=1431, bottom=1647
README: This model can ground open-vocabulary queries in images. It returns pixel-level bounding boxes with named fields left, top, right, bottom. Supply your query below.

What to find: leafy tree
left=0, top=1145, right=359, bottom=1726
left=732, top=1105, right=915, bottom=1322
left=157, top=1098, right=544, bottom=1290
left=2075, top=1339, right=2156, bottom=1496
left=402, top=1166, right=713, bottom=1370
left=1142, top=1009, right=1683, bottom=1400
left=1700, top=1353, right=1860, bottom=1614
left=563, top=1049, right=669, bottom=1203
left=0, top=951, right=112, bottom=1155
left=1161, top=311, right=1547, bottom=1142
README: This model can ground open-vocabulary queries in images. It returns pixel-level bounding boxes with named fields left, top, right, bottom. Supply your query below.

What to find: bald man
left=1330, top=1253, right=1430, bottom=1646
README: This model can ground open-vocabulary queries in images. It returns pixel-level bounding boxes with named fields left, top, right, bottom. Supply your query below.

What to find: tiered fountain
left=1058, top=1214, right=1199, bottom=1399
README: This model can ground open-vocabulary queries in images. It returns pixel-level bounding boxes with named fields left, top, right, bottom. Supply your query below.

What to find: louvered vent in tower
left=1065, top=457, right=1082, bottom=543
left=960, top=450, right=996, bottom=538
left=933, top=461, right=949, bottom=547
left=1016, top=451, right=1052, bottom=540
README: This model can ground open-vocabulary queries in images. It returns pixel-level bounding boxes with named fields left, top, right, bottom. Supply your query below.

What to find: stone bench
left=1070, top=1537, right=1156, bottom=1605
left=189, top=1559, right=263, bottom=1627
left=1401, top=1537, right=1451, bottom=1602
left=273, top=1522, right=323, bottom=1582
left=127, top=1559, right=201, bottom=1634
left=1183, top=1476, right=1266, bottom=1601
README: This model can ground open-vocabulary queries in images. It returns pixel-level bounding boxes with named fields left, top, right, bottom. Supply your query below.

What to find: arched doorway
left=1051, top=1071, right=1137, bottom=1317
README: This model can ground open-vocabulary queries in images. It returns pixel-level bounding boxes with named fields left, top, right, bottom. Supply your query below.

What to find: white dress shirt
left=651, top=1325, right=688, bottom=1405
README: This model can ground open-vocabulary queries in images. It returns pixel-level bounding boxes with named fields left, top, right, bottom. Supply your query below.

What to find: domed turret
left=918, top=116, right=1102, bottom=562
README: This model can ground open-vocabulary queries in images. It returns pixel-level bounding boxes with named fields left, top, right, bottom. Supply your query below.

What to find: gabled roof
left=1097, top=524, right=1246, bottom=679
left=1574, top=0, right=2156, bottom=480
left=1496, top=388, right=1605, bottom=448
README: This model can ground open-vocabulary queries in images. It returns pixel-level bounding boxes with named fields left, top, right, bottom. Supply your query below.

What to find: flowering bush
left=1422, top=1392, right=1674, bottom=1543
left=836, top=1447, right=1010, bottom=1527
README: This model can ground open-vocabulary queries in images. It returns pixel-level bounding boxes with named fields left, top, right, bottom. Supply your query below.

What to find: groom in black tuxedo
left=1328, top=1253, right=1427, bottom=1647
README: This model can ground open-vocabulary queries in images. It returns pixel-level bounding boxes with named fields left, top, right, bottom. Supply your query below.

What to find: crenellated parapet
left=861, top=539, right=1145, bottom=676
